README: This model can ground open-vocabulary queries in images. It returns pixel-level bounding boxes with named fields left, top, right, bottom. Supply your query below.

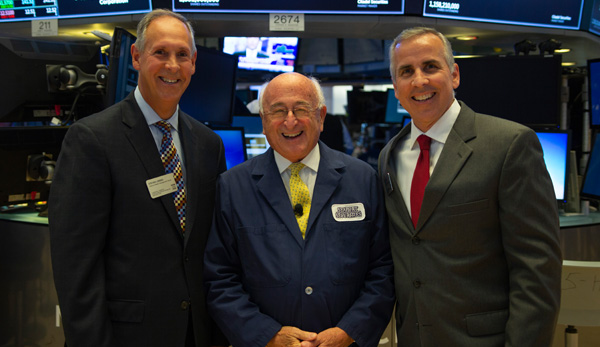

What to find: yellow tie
left=289, top=162, right=311, bottom=238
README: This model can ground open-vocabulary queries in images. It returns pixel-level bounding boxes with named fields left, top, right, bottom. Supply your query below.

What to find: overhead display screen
left=423, top=0, right=584, bottom=30
left=0, top=0, right=152, bottom=22
left=588, top=0, right=600, bottom=35
left=173, top=0, right=404, bottom=14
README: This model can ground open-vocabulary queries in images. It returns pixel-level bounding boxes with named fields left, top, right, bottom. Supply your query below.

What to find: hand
left=300, top=327, right=354, bottom=347
left=266, top=326, right=317, bottom=347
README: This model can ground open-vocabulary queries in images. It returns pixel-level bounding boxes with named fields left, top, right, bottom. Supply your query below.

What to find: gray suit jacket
left=49, top=92, right=228, bottom=346
left=378, top=101, right=562, bottom=346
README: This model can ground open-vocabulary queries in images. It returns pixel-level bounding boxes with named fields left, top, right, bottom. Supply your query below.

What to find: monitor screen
left=0, top=126, right=68, bottom=208
left=212, top=127, right=247, bottom=169
left=179, top=46, right=237, bottom=126
left=105, top=27, right=138, bottom=107
left=346, top=90, right=387, bottom=125
left=535, top=130, right=570, bottom=202
left=232, top=115, right=263, bottom=134
left=244, top=133, right=270, bottom=159
left=588, top=0, right=600, bottom=35
left=0, top=0, right=151, bottom=22
left=384, top=89, right=410, bottom=123
left=402, top=116, right=412, bottom=127
left=223, top=37, right=298, bottom=73
left=173, top=0, right=404, bottom=14
left=581, top=132, right=600, bottom=200
left=423, top=0, right=583, bottom=30
left=456, top=55, right=562, bottom=128
left=587, top=58, right=600, bottom=127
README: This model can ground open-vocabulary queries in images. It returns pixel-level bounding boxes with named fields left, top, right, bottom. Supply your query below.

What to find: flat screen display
left=535, top=130, right=570, bottom=202
left=587, top=58, right=600, bottom=127
left=384, top=88, right=410, bottom=124
left=179, top=46, right=238, bottom=126
left=0, top=0, right=151, bottom=22
left=173, top=0, right=404, bottom=14
left=212, top=127, right=247, bottom=169
left=581, top=133, right=600, bottom=200
left=223, top=37, right=298, bottom=73
left=456, top=55, right=562, bottom=127
left=423, top=0, right=583, bottom=30
left=587, top=0, right=600, bottom=35
left=105, top=27, right=138, bottom=107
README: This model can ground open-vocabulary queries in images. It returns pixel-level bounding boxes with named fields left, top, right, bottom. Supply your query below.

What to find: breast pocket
left=324, top=220, right=371, bottom=285
left=236, top=224, right=292, bottom=288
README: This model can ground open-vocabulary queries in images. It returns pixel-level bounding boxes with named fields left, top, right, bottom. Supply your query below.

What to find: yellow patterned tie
left=289, top=162, right=311, bottom=238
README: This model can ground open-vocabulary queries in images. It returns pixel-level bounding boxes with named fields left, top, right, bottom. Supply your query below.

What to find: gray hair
left=135, top=9, right=196, bottom=54
left=389, top=27, right=455, bottom=82
left=258, top=74, right=326, bottom=115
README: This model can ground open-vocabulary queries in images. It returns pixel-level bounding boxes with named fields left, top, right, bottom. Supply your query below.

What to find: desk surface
left=2, top=210, right=600, bottom=228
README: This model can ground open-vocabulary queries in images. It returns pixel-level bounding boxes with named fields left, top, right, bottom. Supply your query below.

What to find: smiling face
left=260, top=73, right=326, bottom=163
left=131, top=16, right=196, bottom=118
left=391, top=33, right=460, bottom=132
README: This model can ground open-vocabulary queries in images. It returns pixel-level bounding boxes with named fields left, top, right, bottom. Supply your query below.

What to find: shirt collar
left=135, top=86, right=180, bottom=131
left=274, top=143, right=321, bottom=174
left=410, top=98, right=460, bottom=148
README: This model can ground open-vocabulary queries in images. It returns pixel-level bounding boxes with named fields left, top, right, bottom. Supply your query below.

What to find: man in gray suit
left=49, top=9, right=227, bottom=347
left=378, top=27, right=562, bottom=346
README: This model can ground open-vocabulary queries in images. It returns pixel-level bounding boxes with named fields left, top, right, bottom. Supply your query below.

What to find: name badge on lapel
left=146, top=173, right=177, bottom=199
left=331, top=203, right=366, bottom=222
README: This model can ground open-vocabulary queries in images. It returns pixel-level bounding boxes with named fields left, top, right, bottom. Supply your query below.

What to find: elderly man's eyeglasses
left=265, top=106, right=317, bottom=119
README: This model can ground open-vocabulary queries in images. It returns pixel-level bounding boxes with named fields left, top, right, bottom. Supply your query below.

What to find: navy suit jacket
left=378, top=101, right=562, bottom=346
left=49, top=92, right=228, bottom=346
left=204, top=142, right=395, bottom=347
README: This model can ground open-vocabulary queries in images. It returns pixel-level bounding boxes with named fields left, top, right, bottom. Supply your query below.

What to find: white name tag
left=331, top=203, right=366, bottom=222
left=146, top=173, right=177, bottom=199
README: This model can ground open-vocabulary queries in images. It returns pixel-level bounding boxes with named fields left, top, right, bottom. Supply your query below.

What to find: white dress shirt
left=393, top=99, right=461, bottom=217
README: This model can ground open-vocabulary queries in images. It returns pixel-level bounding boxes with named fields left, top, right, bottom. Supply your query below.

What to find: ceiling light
left=456, top=36, right=478, bottom=41
left=554, top=48, right=571, bottom=53
left=562, top=62, right=576, bottom=66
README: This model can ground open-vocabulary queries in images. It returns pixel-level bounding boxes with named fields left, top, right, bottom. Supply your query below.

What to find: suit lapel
left=417, top=102, right=476, bottom=231
left=121, top=94, right=183, bottom=240
left=306, top=143, right=344, bottom=237
left=255, top=150, right=305, bottom=247
left=381, top=126, right=414, bottom=233
left=179, top=114, right=200, bottom=246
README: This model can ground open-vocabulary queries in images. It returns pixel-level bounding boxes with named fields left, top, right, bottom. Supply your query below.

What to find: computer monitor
left=384, top=89, right=410, bottom=124
left=179, top=46, right=238, bottom=126
left=223, top=36, right=299, bottom=73
left=346, top=90, right=387, bottom=125
left=535, top=129, right=570, bottom=202
left=211, top=127, right=247, bottom=169
left=581, top=132, right=600, bottom=201
left=245, top=133, right=271, bottom=159
left=0, top=126, right=69, bottom=209
left=402, top=116, right=412, bottom=127
left=457, top=55, right=563, bottom=128
left=105, top=27, right=138, bottom=107
left=587, top=58, right=600, bottom=127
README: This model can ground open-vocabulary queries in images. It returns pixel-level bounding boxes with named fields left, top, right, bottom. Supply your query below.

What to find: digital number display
left=423, top=0, right=584, bottom=30
left=0, top=0, right=152, bottom=22
left=172, top=0, right=404, bottom=15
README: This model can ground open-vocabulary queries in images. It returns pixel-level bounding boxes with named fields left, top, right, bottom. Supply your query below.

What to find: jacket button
left=305, top=286, right=313, bottom=295
left=180, top=300, right=190, bottom=310
left=412, top=236, right=420, bottom=245
left=413, top=280, right=421, bottom=288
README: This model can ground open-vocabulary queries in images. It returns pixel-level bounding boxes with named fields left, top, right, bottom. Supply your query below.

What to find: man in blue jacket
left=204, top=72, right=395, bottom=347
